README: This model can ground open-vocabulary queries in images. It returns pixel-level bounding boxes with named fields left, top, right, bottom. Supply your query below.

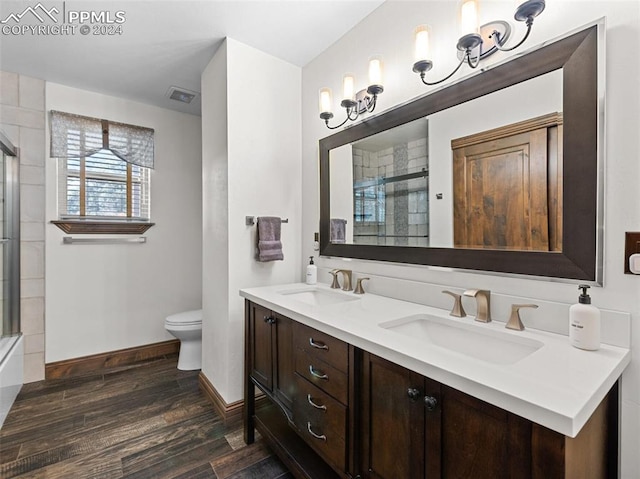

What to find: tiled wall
left=0, top=71, right=46, bottom=383
left=353, top=138, right=428, bottom=247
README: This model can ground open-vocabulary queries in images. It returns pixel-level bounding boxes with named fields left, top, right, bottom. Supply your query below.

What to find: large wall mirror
left=320, top=22, right=603, bottom=282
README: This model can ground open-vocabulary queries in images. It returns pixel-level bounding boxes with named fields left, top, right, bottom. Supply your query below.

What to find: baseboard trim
left=199, top=372, right=265, bottom=425
left=198, top=372, right=244, bottom=424
left=45, top=339, right=180, bottom=380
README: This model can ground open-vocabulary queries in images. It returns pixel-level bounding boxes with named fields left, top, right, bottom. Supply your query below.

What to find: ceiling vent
left=166, top=86, right=198, bottom=104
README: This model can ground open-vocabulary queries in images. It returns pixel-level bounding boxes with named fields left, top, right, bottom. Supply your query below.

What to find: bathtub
left=0, top=334, right=23, bottom=428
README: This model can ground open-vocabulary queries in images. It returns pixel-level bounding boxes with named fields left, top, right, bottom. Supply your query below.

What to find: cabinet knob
left=263, top=315, right=276, bottom=324
left=407, top=387, right=421, bottom=401
left=424, top=395, right=438, bottom=411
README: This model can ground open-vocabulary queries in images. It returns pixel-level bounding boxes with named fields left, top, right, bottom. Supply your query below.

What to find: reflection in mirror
left=330, top=119, right=430, bottom=248
left=329, top=70, right=563, bottom=252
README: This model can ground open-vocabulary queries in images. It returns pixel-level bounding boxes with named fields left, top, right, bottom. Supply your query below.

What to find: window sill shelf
left=50, top=220, right=155, bottom=235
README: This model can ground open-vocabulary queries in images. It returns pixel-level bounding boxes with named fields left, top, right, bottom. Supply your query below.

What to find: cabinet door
left=433, top=385, right=532, bottom=479
left=452, top=119, right=562, bottom=252
left=248, top=302, right=274, bottom=390
left=273, top=313, right=295, bottom=411
left=360, top=352, right=427, bottom=479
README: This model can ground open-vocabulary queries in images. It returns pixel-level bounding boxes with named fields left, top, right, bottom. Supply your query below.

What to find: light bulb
left=459, top=0, right=480, bottom=37
left=319, top=88, right=333, bottom=114
left=368, top=56, right=384, bottom=87
left=414, top=25, right=431, bottom=62
left=342, top=74, right=355, bottom=101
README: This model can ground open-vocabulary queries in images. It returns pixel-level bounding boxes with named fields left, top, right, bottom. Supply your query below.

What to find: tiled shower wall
left=353, top=138, right=428, bottom=247
left=0, top=71, right=46, bottom=383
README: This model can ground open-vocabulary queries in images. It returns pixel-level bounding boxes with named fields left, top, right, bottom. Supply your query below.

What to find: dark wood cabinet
left=247, top=302, right=274, bottom=391
left=291, top=321, right=351, bottom=473
left=245, top=300, right=348, bottom=479
left=359, top=351, right=617, bottom=479
left=274, top=313, right=295, bottom=411
left=359, top=353, right=425, bottom=479
left=244, top=300, right=618, bottom=479
left=245, top=300, right=294, bottom=412
left=360, top=352, right=530, bottom=478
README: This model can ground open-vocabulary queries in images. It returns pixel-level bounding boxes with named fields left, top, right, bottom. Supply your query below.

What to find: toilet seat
left=165, top=309, right=202, bottom=327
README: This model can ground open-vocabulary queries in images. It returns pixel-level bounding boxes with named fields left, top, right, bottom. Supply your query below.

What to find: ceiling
left=0, top=0, right=385, bottom=116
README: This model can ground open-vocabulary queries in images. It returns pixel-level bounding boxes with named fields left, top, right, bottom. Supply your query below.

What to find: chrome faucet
left=463, top=289, right=491, bottom=322
left=336, top=269, right=353, bottom=291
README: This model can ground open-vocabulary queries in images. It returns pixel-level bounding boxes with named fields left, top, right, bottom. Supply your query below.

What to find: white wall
left=201, top=38, right=302, bottom=403
left=45, top=83, right=202, bottom=362
left=301, top=1, right=640, bottom=476
left=201, top=38, right=230, bottom=402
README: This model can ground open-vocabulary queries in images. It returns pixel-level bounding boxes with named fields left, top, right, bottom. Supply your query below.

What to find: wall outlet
left=624, top=232, right=640, bottom=274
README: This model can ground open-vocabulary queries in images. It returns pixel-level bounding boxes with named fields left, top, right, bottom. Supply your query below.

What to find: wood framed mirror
left=319, top=22, right=603, bottom=282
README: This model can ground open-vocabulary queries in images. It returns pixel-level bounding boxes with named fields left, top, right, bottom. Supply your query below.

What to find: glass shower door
left=0, top=133, right=20, bottom=338
left=0, top=151, right=6, bottom=335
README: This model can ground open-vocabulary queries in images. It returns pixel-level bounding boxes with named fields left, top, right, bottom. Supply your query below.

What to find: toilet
left=165, top=309, right=202, bottom=370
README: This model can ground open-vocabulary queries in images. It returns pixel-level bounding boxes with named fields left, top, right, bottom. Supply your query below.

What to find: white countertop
left=240, top=283, right=631, bottom=438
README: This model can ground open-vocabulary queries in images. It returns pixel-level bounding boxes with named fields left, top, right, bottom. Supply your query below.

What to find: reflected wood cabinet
left=452, top=113, right=563, bottom=252
left=244, top=300, right=618, bottom=479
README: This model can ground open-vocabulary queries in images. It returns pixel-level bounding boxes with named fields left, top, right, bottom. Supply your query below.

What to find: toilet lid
left=165, top=309, right=202, bottom=326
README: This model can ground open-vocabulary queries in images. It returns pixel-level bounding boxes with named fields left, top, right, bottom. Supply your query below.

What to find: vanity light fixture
left=412, top=0, right=545, bottom=86
left=319, top=56, right=384, bottom=129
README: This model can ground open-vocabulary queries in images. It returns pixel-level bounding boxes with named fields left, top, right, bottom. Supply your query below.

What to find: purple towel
left=330, top=218, right=347, bottom=244
left=257, top=216, right=284, bottom=262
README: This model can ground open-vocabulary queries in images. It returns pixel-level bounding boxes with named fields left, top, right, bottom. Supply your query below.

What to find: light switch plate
left=624, top=232, right=640, bottom=274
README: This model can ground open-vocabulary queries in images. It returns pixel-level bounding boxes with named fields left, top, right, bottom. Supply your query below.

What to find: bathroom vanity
left=241, top=284, right=630, bottom=479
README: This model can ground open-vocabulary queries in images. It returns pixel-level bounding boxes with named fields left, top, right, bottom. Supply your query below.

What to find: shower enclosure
left=0, top=130, right=22, bottom=428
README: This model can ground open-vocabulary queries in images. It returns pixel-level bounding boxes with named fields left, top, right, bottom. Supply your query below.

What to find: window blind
left=50, top=110, right=154, bottom=169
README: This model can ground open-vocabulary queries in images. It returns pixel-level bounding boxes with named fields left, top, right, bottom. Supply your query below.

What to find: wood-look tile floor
left=0, top=356, right=292, bottom=479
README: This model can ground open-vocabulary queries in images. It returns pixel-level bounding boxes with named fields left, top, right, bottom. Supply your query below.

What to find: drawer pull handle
left=307, top=422, right=327, bottom=441
left=263, top=315, right=276, bottom=324
left=309, top=365, right=328, bottom=380
left=307, top=394, right=327, bottom=411
left=309, top=338, right=329, bottom=350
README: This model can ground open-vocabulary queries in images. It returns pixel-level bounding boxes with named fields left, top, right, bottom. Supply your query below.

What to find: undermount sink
left=380, top=314, right=543, bottom=365
left=278, top=288, right=360, bottom=307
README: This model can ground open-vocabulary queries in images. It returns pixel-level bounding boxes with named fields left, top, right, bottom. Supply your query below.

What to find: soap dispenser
left=306, top=256, right=317, bottom=285
left=569, top=284, right=600, bottom=350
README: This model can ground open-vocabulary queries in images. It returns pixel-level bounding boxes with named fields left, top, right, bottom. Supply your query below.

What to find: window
left=59, top=150, right=150, bottom=219
left=50, top=110, right=154, bottom=233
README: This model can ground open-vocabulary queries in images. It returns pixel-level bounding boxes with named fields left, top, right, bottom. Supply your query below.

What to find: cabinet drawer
left=295, top=349, right=348, bottom=404
left=293, top=373, right=346, bottom=440
left=293, top=322, right=348, bottom=374
left=293, top=376, right=347, bottom=471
